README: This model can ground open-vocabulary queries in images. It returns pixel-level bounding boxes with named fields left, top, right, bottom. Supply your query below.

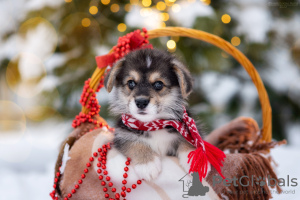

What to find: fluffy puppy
left=105, top=49, right=201, bottom=181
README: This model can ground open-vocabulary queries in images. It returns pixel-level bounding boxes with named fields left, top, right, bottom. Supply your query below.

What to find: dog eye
left=153, top=81, right=164, bottom=91
left=127, top=80, right=136, bottom=90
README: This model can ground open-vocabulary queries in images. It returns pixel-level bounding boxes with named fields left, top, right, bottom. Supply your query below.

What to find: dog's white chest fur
left=142, top=129, right=178, bottom=155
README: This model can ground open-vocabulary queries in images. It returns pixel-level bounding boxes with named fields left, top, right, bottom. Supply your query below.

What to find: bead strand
left=51, top=142, right=143, bottom=200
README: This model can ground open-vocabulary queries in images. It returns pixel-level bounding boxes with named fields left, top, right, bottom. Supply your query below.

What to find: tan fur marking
left=173, top=67, right=188, bottom=98
left=177, top=140, right=195, bottom=152
left=126, top=142, right=158, bottom=164
left=123, top=70, right=140, bottom=84
left=149, top=72, right=161, bottom=83
left=148, top=72, right=170, bottom=86
left=106, top=59, right=124, bottom=93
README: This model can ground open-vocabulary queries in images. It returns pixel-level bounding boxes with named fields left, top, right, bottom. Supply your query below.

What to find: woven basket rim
left=83, top=27, right=272, bottom=142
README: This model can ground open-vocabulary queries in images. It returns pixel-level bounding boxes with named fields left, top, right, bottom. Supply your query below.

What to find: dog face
left=105, top=49, right=193, bottom=122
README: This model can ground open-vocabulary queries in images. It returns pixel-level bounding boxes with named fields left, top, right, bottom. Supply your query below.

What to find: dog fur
left=105, top=49, right=201, bottom=181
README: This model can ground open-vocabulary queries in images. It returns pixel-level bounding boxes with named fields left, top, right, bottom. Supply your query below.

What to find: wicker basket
left=81, top=27, right=272, bottom=143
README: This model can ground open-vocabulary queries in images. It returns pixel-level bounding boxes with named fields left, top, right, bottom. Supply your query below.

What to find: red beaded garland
left=50, top=142, right=143, bottom=200
left=50, top=27, right=149, bottom=200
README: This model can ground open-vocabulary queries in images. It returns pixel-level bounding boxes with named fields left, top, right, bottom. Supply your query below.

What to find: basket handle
left=83, top=27, right=272, bottom=142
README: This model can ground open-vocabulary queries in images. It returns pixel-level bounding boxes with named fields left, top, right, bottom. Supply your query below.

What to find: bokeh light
left=125, top=4, right=132, bottom=12
left=0, top=101, right=26, bottom=144
left=156, top=2, right=166, bottom=11
left=142, top=0, right=152, bottom=7
left=101, top=0, right=110, bottom=5
left=140, top=8, right=153, bottom=17
left=117, top=23, right=127, bottom=32
left=111, top=4, right=120, bottom=12
left=171, top=36, right=180, bottom=42
left=172, top=4, right=181, bottom=12
left=82, top=18, right=91, bottom=27
left=89, top=6, right=98, bottom=15
left=160, top=22, right=166, bottom=27
left=25, top=106, right=58, bottom=122
left=201, top=0, right=211, bottom=5
left=18, top=17, right=58, bottom=61
left=59, top=13, right=101, bottom=52
left=231, top=36, right=241, bottom=46
left=65, top=0, right=72, bottom=3
left=165, top=0, right=175, bottom=6
left=6, top=52, right=46, bottom=98
left=130, top=0, right=139, bottom=5
left=221, top=51, right=229, bottom=58
left=221, top=14, right=231, bottom=24
left=167, top=39, right=176, bottom=52
left=161, top=13, right=169, bottom=21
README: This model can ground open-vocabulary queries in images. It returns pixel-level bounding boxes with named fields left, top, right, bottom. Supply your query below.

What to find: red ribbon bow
left=122, top=109, right=226, bottom=182
left=95, top=28, right=153, bottom=68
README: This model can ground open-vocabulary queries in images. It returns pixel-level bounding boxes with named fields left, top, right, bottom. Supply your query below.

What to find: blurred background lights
left=161, top=13, right=169, bottom=21
left=130, top=0, right=139, bottom=5
left=167, top=39, right=176, bottom=52
left=117, top=23, right=127, bottom=32
left=25, top=106, right=58, bottom=122
left=89, top=6, right=98, bottom=15
left=64, top=0, right=72, bottom=3
left=156, top=2, right=166, bottom=11
left=6, top=52, right=46, bottom=98
left=125, top=4, right=131, bottom=12
left=171, top=35, right=180, bottom=42
left=221, top=51, right=229, bottom=58
left=19, top=17, right=58, bottom=61
left=81, top=18, right=91, bottom=27
left=140, top=8, right=153, bottom=17
left=160, top=22, right=166, bottom=27
left=0, top=101, right=26, bottom=144
left=172, top=4, right=181, bottom=12
left=231, top=36, right=241, bottom=46
left=201, top=0, right=211, bottom=5
left=142, top=0, right=152, bottom=7
left=221, top=14, right=231, bottom=24
left=101, top=0, right=110, bottom=5
left=111, top=4, right=120, bottom=12
left=164, top=0, right=175, bottom=6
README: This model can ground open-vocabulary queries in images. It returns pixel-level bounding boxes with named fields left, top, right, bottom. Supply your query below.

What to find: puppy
left=105, top=48, right=201, bottom=181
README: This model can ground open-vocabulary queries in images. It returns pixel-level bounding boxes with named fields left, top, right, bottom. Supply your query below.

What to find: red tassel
left=188, top=141, right=226, bottom=182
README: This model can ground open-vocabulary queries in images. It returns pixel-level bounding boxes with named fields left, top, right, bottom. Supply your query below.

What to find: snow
left=0, top=119, right=299, bottom=200
left=230, top=5, right=271, bottom=43
left=199, top=72, right=240, bottom=111
left=125, top=2, right=214, bottom=30
left=271, top=146, right=300, bottom=200
left=125, top=6, right=163, bottom=29
left=1, top=0, right=300, bottom=199
left=264, top=48, right=300, bottom=94
left=169, top=1, right=214, bottom=28
left=0, top=120, right=70, bottom=200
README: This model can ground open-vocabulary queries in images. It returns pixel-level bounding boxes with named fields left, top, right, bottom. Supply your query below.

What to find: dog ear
left=172, top=60, right=193, bottom=99
left=104, top=59, right=125, bottom=93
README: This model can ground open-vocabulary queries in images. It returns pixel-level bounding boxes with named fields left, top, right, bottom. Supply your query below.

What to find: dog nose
left=135, top=98, right=149, bottom=109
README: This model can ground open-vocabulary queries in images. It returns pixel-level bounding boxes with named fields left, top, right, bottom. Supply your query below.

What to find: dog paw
left=133, top=156, right=161, bottom=181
